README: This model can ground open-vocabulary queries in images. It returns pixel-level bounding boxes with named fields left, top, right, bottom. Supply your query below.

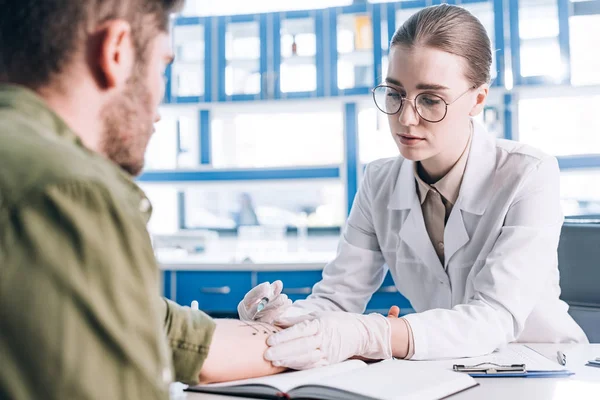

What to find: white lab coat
left=294, top=121, right=588, bottom=360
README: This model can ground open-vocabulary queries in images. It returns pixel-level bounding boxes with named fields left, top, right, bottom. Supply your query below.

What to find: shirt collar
left=414, top=122, right=473, bottom=206
left=0, top=84, right=79, bottom=143
left=0, top=84, right=152, bottom=220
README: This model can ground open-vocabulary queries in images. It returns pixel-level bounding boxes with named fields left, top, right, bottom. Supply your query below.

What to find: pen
left=557, top=351, right=566, bottom=366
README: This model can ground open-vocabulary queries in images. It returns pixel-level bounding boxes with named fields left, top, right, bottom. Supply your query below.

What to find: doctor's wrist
left=387, top=316, right=411, bottom=359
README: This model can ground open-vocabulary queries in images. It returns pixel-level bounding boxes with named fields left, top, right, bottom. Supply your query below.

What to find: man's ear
left=469, top=84, right=489, bottom=117
left=94, top=20, right=134, bottom=89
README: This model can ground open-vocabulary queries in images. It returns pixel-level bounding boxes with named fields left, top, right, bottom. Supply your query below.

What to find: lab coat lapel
left=390, top=159, right=448, bottom=283
left=444, top=208, right=469, bottom=268
left=444, top=121, right=498, bottom=266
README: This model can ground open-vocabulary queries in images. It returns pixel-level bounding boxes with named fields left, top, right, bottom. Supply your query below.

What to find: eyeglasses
left=371, top=85, right=474, bottom=123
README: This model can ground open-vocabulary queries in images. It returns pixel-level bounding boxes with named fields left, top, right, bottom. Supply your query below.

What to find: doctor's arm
left=401, top=156, right=564, bottom=360
left=264, top=157, right=563, bottom=368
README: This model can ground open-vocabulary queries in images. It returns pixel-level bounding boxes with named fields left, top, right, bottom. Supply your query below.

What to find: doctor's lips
left=397, top=133, right=425, bottom=146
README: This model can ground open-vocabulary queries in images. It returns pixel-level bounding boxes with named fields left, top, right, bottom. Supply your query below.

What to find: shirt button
left=162, top=366, right=172, bottom=384
left=438, top=242, right=445, bottom=249
left=139, top=198, right=151, bottom=213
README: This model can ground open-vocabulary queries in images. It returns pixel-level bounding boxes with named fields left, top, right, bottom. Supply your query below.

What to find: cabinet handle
left=200, top=286, right=231, bottom=294
left=377, top=286, right=397, bottom=294
left=283, top=287, right=312, bottom=295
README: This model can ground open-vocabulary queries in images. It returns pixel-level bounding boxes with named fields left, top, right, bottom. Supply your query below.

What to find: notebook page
left=296, top=359, right=477, bottom=400
left=192, top=359, right=366, bottom=393
left=420, top=344, right=563, bottom=371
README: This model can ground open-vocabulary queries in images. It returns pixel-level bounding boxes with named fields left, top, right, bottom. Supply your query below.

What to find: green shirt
left=0, top=85, right=216, bottom=399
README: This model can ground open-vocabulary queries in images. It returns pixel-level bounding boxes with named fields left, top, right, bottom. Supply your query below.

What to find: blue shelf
left=558, top=156, right=600, bottom=170
left=139, top=167, right=341, bottom=182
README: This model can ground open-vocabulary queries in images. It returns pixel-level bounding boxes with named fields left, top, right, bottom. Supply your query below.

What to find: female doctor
left=238, top=4, right=588, bottom=369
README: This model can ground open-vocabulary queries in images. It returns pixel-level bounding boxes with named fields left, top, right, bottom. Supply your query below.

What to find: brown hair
left=391, top=4, right=492, bottom=87
left=0, top=0, right=185, bottom=89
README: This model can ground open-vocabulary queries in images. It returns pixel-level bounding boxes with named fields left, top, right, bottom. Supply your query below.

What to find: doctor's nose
left=398, top=100, right=420, bottom=127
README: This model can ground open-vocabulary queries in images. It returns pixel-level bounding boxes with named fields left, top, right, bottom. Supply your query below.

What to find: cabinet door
left=330, top=3, right=382, bottom=96
left=510, top=0, right=570, bottom=85
left=162, top=271, right=174, bottom=300
left=175, top=271, right=252, bottom=313
left=274, top=10, right=325, bottom=99
left=257, top=271, right=323, bottom=302
left=170, top=17, right=212, bottom=103
left=218, top=14, right=268, bottom=101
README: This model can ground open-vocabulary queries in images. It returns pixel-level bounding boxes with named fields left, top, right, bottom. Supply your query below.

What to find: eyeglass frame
left=371, top=84, right=476, bottom=123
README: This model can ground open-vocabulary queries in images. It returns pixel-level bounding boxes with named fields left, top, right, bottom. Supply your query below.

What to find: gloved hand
left=263, top=311, right=392, bottom=370
left=237, top=280, right=292, bottom=324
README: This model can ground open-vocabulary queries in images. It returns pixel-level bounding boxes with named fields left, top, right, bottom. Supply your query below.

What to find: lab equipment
left=152, top=230, right=218, bottom=254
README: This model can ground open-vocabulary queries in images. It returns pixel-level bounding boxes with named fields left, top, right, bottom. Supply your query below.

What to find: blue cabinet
left=217, top=14, right=268, bottom=101
left=273, top=10, right=326, bottom=99
left=163, top=269, right=413, bottom=317
left=164, top=0, right=538, bottom=105
left=174, top=271, right=252, bottom=313
left=170, top=17, right=212, bottom=103
left=257, top=270, right=324, bottom=302
left=330, top=3, right=383, bottom=96
left=509, top=0, right=571, bottom=85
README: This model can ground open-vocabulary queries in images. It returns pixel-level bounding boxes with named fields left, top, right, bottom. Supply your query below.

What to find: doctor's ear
left=469, top=84, right=489, bottom=117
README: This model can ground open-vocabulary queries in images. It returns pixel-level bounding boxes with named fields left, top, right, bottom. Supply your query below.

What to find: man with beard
left=0, top=1, right=285, bottom=399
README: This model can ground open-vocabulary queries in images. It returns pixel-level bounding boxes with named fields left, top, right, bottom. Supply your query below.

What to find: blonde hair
left=391, top=4, right=492, bottom=87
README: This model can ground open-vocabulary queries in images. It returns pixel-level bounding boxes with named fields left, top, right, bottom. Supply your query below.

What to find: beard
left=99, top=71, right=154, bottom=176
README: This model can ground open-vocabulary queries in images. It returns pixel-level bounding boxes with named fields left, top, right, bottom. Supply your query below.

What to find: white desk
left=177, top=344, right=600, bottom=400
left=452, top=344, right=600, bottom=400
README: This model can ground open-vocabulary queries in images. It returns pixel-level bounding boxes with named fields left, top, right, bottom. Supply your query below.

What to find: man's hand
left=263, top=312, right=392, bottom=370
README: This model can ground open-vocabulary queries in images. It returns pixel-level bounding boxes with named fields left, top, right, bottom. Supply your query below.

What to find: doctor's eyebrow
left=384, top=77, right=450, bottom=92
left=416, top=83, right=450, bottom=91
left=385, top=77, right=403, bottom=87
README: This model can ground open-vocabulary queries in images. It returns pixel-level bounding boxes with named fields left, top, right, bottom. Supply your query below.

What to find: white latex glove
left=237, top=280, right=292, bottom=324
left=263, top=312, right=393, bottom=370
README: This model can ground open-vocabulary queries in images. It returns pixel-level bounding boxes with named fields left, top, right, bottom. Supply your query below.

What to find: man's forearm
left=161, top=298, right=216, bottom=384
left=199, top=319, right=286, bottom=384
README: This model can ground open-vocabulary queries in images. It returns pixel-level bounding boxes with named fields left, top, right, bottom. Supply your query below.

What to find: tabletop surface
left=173, top=343, right=600, bottom=400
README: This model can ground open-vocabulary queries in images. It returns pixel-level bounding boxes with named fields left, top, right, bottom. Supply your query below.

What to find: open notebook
left=187, top=359, right=478, bottom=400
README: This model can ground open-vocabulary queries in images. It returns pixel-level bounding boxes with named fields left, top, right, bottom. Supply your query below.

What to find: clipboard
left=453, top=362, right=574, bottom=378
left=585, top=359, right=600, bottom=368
